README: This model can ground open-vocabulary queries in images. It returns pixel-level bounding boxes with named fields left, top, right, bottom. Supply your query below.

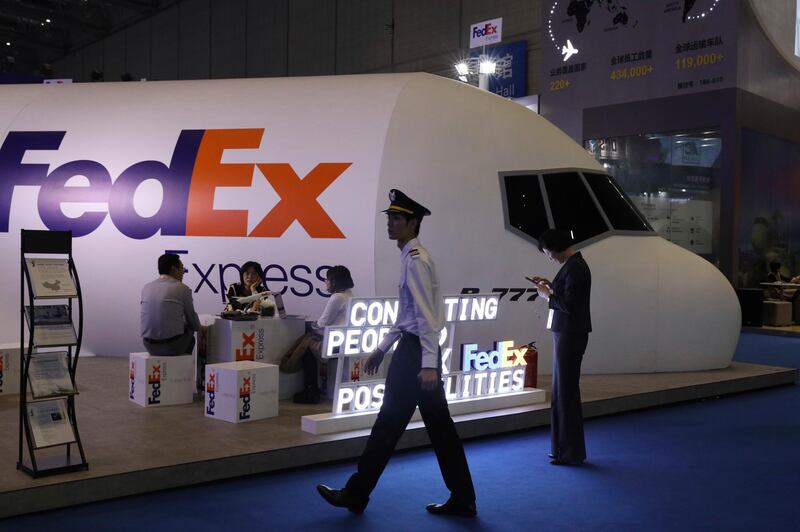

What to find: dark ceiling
left=0, top=0, right=165, bottom=77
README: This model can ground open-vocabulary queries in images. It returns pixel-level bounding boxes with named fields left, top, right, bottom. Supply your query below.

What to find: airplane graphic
left=561, top=39, right=579, bottom=61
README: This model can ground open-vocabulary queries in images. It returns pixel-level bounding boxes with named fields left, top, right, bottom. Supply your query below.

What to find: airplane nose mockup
left=583, top=235, right=741, bottom=374
left=371, top=73, right=740, bottom=374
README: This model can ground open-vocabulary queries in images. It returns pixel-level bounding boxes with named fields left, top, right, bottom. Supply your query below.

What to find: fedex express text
left=0, top=128, right=350, bottom=239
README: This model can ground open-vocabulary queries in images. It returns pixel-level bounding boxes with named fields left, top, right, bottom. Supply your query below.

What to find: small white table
left=204, top=361, right=279, bottom=423
left=202, top=315, right=306, bottom=399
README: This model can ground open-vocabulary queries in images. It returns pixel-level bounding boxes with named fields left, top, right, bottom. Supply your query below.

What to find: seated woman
left=280, top=265, right=354, bottom=404
left=225, top=261, right=268, bottom=313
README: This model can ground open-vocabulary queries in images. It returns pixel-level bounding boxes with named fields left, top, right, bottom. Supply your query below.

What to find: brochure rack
left=18, top=230, right=88, bottom=477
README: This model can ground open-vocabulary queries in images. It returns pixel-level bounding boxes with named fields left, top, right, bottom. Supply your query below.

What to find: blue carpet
left=3, top=332, right=799, bottom=531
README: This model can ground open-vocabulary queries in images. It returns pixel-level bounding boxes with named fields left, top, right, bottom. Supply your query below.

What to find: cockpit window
left=583, top=172, right=652, bottom=231
left=502, top=174, right=550, bottom=242
left=501, top=169, right=653, bottom=248
left=542, top=172, right=608, bottom=243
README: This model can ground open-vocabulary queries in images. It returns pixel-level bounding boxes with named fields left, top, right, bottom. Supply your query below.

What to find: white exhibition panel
left=0, top=75, right=402, bottom=357
left=654, top=238, right=741, bottom=372
left=302, top=388, right=546, bottom=435
left=582, top=235, right=740, bottom=374
left=0, top=73, right=740, bottom=375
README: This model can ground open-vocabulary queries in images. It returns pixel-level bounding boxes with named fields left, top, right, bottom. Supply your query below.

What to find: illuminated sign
left=324, top=294, right=532, bottom=415
left=462, top=340, right=527, bottom=371
left=561, top=39, right=578, bottom=61
left=323, top=295, right=499, bottom=359
left=336, top=382, right=385, bottom=414
left=444, top=340, right=527, bottom=401
left=0, top=129, right=350, bottom=239
left=444, top=367, right=526, bottom=400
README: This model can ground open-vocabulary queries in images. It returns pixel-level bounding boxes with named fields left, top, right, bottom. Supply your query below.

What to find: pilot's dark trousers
left=345, top=333, right=475, bottom=505
left=551, top=332, right=588, bottom=462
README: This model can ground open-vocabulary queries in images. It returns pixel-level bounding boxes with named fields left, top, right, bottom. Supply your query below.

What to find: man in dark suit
left=529, top=229, right=592, bottom=465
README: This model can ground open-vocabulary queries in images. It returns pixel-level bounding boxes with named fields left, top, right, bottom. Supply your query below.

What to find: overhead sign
left=319, top=293, right=531, bottom=417
left=470, top=17, right=503, bottom=48
left=540, top=0, right=737, bottom=140
left=470, top=40, right=527, bottom=98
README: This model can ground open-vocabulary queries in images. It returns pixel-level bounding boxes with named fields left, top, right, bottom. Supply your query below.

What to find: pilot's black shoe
left=550, top=458, right=585, bottom=466
left=316, top=484, right=368, bottom=514
left=425, top=498, right=477, bottom=518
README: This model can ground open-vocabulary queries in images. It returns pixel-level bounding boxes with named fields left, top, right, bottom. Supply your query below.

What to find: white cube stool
left=762, top=301, right=793, bottom=326
left=0, top=344, right=21, bottom=395
left=204, top=361, right=278, bottom=423
left=129, top=352, right=194, bottom=407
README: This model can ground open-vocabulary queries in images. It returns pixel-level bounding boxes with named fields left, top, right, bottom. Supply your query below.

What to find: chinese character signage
left=541, top=0, right=737, bottom=140
left=470, top=41, right=528, bottom=99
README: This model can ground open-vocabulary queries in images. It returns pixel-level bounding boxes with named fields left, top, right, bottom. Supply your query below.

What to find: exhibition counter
left=204, top=315, right=306, bottom=399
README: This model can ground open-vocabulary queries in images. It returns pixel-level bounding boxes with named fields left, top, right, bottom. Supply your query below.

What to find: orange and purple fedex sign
left=0, top=128, right=350, bottom=239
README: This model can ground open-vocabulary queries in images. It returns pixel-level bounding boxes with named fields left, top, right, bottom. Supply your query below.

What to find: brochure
left=25, top=258, right=77, bottom=298
left=28, top=351, right=75, bottom=398
left=28, top=398, right=76, bottom=448
left=25, top=306, right=77, bottom=347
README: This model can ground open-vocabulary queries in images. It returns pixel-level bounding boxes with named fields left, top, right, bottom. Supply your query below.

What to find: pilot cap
left=382, top=189, right=431, bottom=218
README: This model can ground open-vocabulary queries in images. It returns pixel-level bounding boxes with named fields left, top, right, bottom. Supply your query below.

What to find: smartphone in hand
left=526, top=276, right=550, bottom=288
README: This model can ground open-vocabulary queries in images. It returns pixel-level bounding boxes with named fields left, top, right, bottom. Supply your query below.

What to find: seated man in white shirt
left=140, top=253, right=201, bottom=356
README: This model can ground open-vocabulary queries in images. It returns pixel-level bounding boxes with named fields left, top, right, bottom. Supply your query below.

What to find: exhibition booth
left=0, top=72, right=794, bottom=518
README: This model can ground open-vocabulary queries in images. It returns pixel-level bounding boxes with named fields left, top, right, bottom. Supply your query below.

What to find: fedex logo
left=472, top=23, right=498, bottom=38
left=129, top=360, right=135, bottom=399
left=147, top=363, right=161, bottom=405
left=236, top=332, right=256, bottom=361
left=238, top=376, right=252, bottom=420
left=206, top=371, right=217, bottom=415
left=0, top=129, right=350, bottom=239
left=462, top=341, right=527, bottom=372
left=469, top=17, right=502, bottom=48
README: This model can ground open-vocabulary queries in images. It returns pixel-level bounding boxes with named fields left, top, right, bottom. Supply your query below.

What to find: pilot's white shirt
left=377, top=238, right=444, bottom=369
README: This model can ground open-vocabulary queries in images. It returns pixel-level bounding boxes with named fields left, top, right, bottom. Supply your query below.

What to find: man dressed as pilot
left=317, top=189, right=477, bottom=518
